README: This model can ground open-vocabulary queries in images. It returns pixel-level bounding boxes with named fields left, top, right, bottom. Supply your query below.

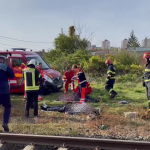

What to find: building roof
left=128, top=47, right=150, bottom=51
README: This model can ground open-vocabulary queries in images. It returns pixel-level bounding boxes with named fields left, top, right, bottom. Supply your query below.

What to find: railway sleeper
left=58, top=148, right=68, bottom=150
left=23, top=145, right=40, bottom=150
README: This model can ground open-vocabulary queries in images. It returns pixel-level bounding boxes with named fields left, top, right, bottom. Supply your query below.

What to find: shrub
left=117, top=74, right=138, bottom=83
left=44, top=49, right=144, bottom=79
left=46, top=49, right=91, bottom=74
left=115, top=50, right=140, bottom=65
left=84, top=55, right=107, bottom=76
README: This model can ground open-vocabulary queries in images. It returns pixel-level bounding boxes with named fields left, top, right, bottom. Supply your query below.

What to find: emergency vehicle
left=0, top=48, right=63, bottom=94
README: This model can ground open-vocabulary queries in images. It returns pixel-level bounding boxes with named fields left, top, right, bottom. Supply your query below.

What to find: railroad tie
left=23, top=145, right=39, bottom=150
left=58, top=148, right=68, bottom=150
left=0, top=144, right=8, bottom=150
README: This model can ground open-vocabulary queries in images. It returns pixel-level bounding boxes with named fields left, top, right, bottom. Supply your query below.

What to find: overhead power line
left=0, top=42, right=42, bottom=51
left=0, top=35, right=53, bottom=44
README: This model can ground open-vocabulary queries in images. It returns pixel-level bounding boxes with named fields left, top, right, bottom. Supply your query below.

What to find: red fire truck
left=0, top=48, right=63, bottom=94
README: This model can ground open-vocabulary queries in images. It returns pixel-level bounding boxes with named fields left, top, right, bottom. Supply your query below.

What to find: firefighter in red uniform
left=63, top=67, right=75, bottom=93
left=36, top=63, right=44, bottom=101
left=72, top=64, right=87, bottom=104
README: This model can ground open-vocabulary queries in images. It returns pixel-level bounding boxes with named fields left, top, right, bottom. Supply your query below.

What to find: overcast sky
left=0, top=0, right=150, bottom=51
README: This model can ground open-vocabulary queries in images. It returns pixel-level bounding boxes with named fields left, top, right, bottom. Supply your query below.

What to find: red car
left=0, top=48, right=63, bottom=94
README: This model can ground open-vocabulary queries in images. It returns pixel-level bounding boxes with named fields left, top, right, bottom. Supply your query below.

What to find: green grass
left=0, top=78, right=150, bottom=140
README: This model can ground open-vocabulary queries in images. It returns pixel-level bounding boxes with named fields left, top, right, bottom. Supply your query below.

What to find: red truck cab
left=0, top=48, right=63, bottom=94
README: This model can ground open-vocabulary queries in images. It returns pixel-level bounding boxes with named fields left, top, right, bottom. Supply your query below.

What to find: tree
left=127, top=30, right=140, bottom=48
left=54, top=25, right=89, bottom=54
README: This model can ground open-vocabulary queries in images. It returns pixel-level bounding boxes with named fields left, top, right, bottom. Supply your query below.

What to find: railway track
left=0, top=133, right=150, bottom=150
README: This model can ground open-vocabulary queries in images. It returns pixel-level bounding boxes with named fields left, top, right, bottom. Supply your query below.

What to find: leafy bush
left=117, top=74, right=138, bottom=83
left=44, top=49, right=144, bottom=79
left=84, top=55, right=107, bottom=76
left=46, top=49, right=91, bottom=74
left=115, top=50, right=140, bottom=65
left=130, top=64, right=144, bottom=75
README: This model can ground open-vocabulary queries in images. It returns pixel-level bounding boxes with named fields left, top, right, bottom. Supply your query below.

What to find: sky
left=0, top=0, right=150, bottom=51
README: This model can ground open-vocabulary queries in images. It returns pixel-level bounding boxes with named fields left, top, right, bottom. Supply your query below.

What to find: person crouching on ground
left=72, top=64, right=87, bottom=104
left=63, top=67, right=75, bottom=94
left=105, top=60, right=117, bottom=99
left=74, top=81, right=92, bottom=96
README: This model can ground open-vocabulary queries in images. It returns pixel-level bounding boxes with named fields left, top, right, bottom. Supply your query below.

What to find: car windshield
left=26, top=56, right=50, bottom=70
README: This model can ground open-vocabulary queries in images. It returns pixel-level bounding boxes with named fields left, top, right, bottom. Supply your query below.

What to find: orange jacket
left=74, top=82, right=92, bottom=95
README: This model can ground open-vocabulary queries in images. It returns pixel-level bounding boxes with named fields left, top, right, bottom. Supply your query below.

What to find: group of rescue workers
left=0, top=52, right=150, bottom=132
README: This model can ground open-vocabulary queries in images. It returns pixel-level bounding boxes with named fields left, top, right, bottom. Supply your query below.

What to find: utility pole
left=61, top=28, right=63, bottom=35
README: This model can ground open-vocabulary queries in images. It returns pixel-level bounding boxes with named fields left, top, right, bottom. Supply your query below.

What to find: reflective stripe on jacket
left=23, top=66, right=41, bottom=91
left=144, top=62, right=150, bottom=82
left=106, top=64, right=116, bottom=80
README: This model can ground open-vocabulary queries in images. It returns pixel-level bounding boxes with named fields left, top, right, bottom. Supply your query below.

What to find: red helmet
left=143, top=52, right=150, bottom=59
left=105, top=60, right=112, bottom=65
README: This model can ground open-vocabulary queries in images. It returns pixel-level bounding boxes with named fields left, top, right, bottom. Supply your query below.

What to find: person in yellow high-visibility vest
left=23, top=59, right=42, bottom=118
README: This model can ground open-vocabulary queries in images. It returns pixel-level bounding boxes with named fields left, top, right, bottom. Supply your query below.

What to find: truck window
left=26, top=56, right=50, bottom=70
left=10, top=58, right=24, bottom=70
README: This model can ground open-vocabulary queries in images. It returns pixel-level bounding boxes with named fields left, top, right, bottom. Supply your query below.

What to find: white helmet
left=27, top=59, right=37, bottom=66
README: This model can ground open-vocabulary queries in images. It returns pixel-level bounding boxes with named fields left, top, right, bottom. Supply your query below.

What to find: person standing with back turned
left=23, top=59, right=42, bottom=118
left=0, top=56, right=15, bottom=132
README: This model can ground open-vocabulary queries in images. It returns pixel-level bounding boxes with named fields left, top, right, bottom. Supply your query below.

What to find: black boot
left=110, top=90, right=117, bottom=99
left=2, top=124, right=9, bottom=132
left=25, top=111, right=29, bottom=118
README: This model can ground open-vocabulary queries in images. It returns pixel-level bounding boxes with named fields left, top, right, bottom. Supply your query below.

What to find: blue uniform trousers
left=0, top=94, right=11, bottom=124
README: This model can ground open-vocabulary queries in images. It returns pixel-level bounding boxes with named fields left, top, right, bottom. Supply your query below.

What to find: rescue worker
left=36, top=63, right=44, bottom=101
left=143, top=52, right=150, bottom=111
left=0, top=55, right=15, bottom=132
left=74, top=81, right=92, bottom=96
left=23, top=59, right=42, bottom=118
left=105, top=60, right=117, bottom=99
left=63, top=67, right=75, bottom=93
left=72, top=64, right=87, bottom=104
left=18, top=63, right=26, bottom=72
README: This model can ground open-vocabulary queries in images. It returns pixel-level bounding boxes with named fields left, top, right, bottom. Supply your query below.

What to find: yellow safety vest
left=24, top=68, right=41, bottom=91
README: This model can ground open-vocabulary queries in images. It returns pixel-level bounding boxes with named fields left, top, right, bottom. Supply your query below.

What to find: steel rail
left=0, top=133, right=150, bottom=150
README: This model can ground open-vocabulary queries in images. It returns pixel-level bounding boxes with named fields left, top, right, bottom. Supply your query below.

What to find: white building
left=142, top=38, right=150, bottom=47
left=102, top=39, right=110, bottom=50
left=121, top=39, right=128, bottom=49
